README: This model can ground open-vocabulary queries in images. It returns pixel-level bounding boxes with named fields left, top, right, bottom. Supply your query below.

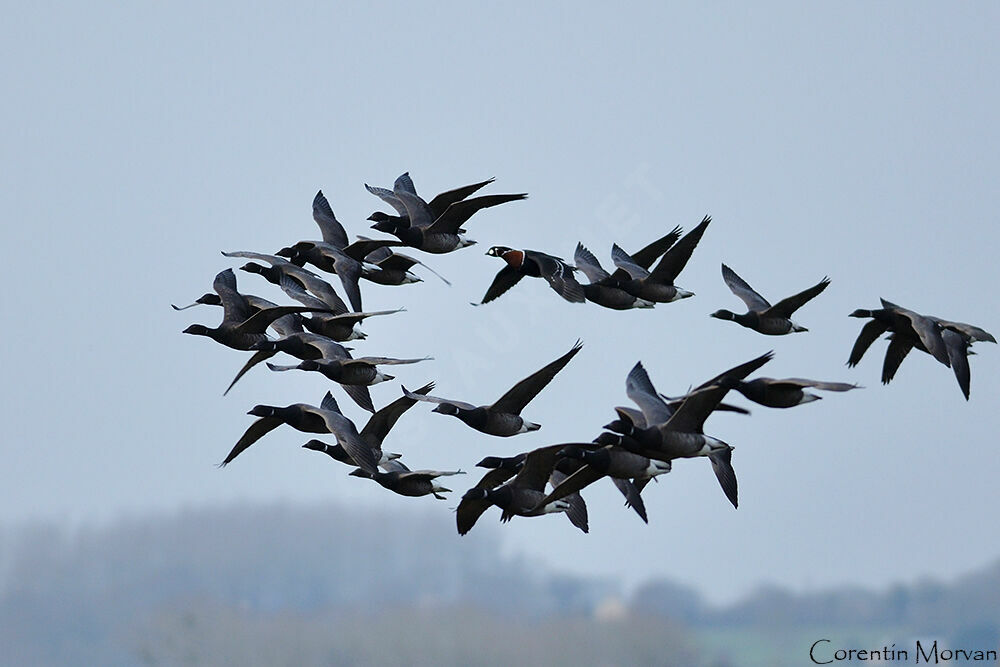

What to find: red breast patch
left=502, top=249, right=525, bottom=268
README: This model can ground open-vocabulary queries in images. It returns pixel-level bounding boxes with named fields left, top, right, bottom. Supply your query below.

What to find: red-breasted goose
left=477, top=247, right=585, bottom=304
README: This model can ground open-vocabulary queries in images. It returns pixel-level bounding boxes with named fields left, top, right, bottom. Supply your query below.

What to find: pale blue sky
left=2, top=2, right=998, bottom=603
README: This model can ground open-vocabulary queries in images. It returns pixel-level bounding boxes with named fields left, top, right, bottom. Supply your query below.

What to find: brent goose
left=174, top=292, right=305, bottom=338
left=367, top=173, right=527, bottom=254
left=266, top=353, right=432, bottom=387
left=224, top=331, right=351, bottom=398
left=608, top=226, right=684, bottom=282
left=349, top=466, right=465, bottom=499
left=606, top=352, right=774, bottom=508
left=573, top=243, right=655, bottom=310
left=861, top=307, right=993, bottom=400
left=456, top=444, right=589, bottom=535
left=711, top=263, right=829, bottom=335
left=302, top=382, right=436, bottom=467
left=182, top=269, right=331, bottom=351
left=402, top=340, right=582, bottom=436
left=610, top=216, right=711, bottom=303
left=533, top=439, right=672, bottom=523
left=365, top=173, right=495, bottom=227
left=725, top=377, right=860, bottom=408
left=222, top=250, right=348, bottom=312
left=221, top=392, right=377, bottom=473
left=848, top=299, right=952, bottom=387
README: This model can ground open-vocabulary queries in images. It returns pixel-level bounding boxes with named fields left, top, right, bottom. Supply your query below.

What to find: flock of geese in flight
left=177, top=173, right=994, bottom=534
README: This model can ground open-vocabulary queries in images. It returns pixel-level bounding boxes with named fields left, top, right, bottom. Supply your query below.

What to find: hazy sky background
left=2, top=3, right=998, bottom=604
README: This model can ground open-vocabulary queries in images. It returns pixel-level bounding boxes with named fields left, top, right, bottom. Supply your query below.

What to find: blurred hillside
left=1, top=503, right=997, bottom=666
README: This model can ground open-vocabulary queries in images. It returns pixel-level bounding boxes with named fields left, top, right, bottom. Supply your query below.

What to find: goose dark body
left=456, top=445, right=588, bottom=535
left=267, top=354, right=429, bottom=387
left=303, top=439, right=400, bottom=468
left=437, top=404, right=527, bottom=436
left=349, top=467, right=462, bottom=499
left=606, top=352, right=774, bottom=508
left=727, top=377, right=859, bottom=408
left=848, top=299, right=954, bottom=391
left=850, top=301, right=993, bottom=399
left=174, top=293, right=306, bottom=338
left=559, top=444, right=670, bottom=481
left=479, top=247, right=585, bottom=304
left=222, top=250, right=349, bottom=313
left=301, top=382, right=435, bottom=466
left=611, top=216, right=711, bottom=303
left=364, top=173, right=497, bottom=227
left=712, top=263, right=829, bottom=335
left=182, top=269, right=332, bottom=351
left=349, top=243, right=451, bottom=286
left=609, top=226, right=684, bottom=281
left=848, top=300, right=950, bottom=369
left=271, top=190, right=407, bottom=312
left=573, top=243, right=654, bottom=310
left=531, top=442, right=671, bottom=523
left=224, top=331, right=353, bottom=397
left=267, top=359, right=388, bottom=386
left=221, top=392, right=377, bottom=473
left=298, top=307, right=402, bottom=342
left=367, top=173, right=527, bottom=254
left=403, top=341, right=582, bottom=436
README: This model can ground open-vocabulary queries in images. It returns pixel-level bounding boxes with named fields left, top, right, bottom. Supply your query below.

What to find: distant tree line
left=1, top=502, right=996, bottom=665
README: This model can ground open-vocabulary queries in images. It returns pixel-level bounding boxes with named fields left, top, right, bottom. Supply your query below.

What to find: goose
left=402, top=340, right=582, bottom=436
left=724, top=377, right=860, bottom=408
left=605, top=352, right=774, bottom=508
left=303, top=440, right=402, bottom=469
left=573, top=243, right=655, bottom=310
left=273, top=190, right=405, bottom=311
left=610, top=216, right=711, bottom=303
left=848, top=299, right=952, bottom=389
left=220, top=392, right=377, bottom=473
left=270, top=279, right=403, bottom=342
left=711, top=263, right=829, bottom=335
left=181, top=269, right=331, bottom=351
left=368, top=173, right=527, bottom=254
left=173, top=292, right=305, bottom=338
left=266, top=353, right=432, bottom=387
left=364, top=173, right=496, bottom=227
left=352, top=240, right=451, bottom=286
left=221, top=250, right=348, bottom=312
left=478, top=247, right=585, bottom=304
left=456, top=444, right=588, bottom=535
left=532, top=439, right=672, bottom=523
left=476, top=450, right=610, bottom=525
left=349, top=466, right=465, bottom=499
left=932, top=317, right=994, bottom=399
left=301, top=381, right=436, bottom=467
left=224, top=331, right=353, bottom=398
left=866, top=309, right=992, bottom=400
left=235, top=332, right=377, bottom=411
left=608, top=226, right=684, bottom=281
